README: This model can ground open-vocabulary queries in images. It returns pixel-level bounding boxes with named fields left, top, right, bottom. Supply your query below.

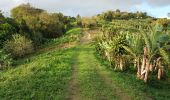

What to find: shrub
left=4, top=34, right=33, bottom=58
left=0, top=50, right=13, bottom=69
left=0, top=23, right=16, bottom=47
left=81, top=17, right=97, bottom=28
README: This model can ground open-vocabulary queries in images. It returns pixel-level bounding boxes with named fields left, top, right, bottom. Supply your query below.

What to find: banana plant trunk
left=134, top=58, right=137, bottom=68
left=144, top=59, right=150, bottom=83
left=140, top=47, right=150, bottom=83
left=120, top=57, right=124, bottom=71
left=136, top=58, right=141, bottom=78
left=140, top=56, right=146, bottom=80
left=157, top=59, right=164, bottom=80
left=114, top=58, right=119, bottom=70
left=114, top=57, right=124, bottom=71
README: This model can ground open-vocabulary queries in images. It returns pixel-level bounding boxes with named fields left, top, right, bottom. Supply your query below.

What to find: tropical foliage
left=96, top=19, right=170, bottom=82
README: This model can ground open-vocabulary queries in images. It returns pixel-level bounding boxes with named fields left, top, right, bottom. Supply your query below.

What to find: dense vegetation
left=0, top=3, right=77, bottom=68
left=95, top=17, right=170, bottom=83
left=0, top=3, right=170, bottom=100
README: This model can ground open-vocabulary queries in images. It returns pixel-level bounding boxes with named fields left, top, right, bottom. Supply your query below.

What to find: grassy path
left=65, top=30, right=130, bottom=100
left=65, top=49, right=80, bottom=100
left=66, top=44, right=118, bottom=100
left=65, top=30, right=154, bottom=100
left=0, top=28, right=156, bottom=99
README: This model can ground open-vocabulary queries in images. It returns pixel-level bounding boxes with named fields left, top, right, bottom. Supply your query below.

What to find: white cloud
left=0, top=0, right=25, bottom=12
left=0, top=0, right=170, bottom=17
left=145, top=0, right=170, bottom=7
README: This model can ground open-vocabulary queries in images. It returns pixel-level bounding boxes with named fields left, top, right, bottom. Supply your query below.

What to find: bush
left=0, top=23, right=16, bottom=47
left=0, top=50, right=13, bottom=69
left=4, top=34, right=33, bottom=58
left=81, top=17, right=97, bottom=28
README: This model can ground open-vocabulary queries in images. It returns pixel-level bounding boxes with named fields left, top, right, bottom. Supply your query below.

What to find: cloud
left=23, top=0, right=143, bottom=16
left=24, top=0, right=113, bottom=16
left=0, top=0, right=170, bottom=18
left=0, top=0, right=25, bottom=13
left=145, top=0, right=170, bottom=7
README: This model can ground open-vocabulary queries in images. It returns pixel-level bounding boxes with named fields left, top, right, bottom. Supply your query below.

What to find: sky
left=0, top=0, right=170, bottom=18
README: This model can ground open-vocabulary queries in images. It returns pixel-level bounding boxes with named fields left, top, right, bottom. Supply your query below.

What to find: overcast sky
left=0, top=0, right=170, bottom=18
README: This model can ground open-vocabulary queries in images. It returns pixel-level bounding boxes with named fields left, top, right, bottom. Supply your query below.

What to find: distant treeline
left=97, top=9, right=152, bottom=21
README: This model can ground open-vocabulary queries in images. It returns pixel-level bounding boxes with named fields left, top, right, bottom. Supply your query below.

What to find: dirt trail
left=65, top=29, right=134, bottom=100
left=65, top=53, right=80, bottom=100
left=65, top=30, right=93, bottom=100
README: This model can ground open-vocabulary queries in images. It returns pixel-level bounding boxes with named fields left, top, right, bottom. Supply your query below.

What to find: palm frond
left=122, top=46, right=136, bottom=57
left=140, top=29, right=150, bottom=52
left=159, top=48, right=170, bottom=65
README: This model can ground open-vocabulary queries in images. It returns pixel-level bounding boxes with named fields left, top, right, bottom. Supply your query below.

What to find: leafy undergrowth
left=95, top=50, right=170, bottom=100
left=0, top=46, right=77, bottom=99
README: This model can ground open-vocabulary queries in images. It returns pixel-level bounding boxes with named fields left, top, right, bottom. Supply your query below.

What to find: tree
left=11, top=3, right=44, bottom=22
left=81, top=17, right=97, bottom=28
left=120, top=12, right=129, bottom=20
left=11, top=3, right=44, bottom=45
left=0, top=11, right=5, bottom=24
left=100, top=11, right=114, bottom=21
left=0, top=23, right=16, bottom=47
left=11, top=3, right=67, bottom=41
left=39, top=12, right=65, bottom=38
left=76, top=14, right=82, bottom=26
left=116, top=9, right=120, bottom=13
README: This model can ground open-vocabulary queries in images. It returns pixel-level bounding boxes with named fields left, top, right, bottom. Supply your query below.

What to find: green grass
left=95, top=50, right=170, bottom=100
left=75, top=44, right=118, bottom=100
left=0, top=46, right=77, bottom=99
left=66, top=27, right=82, bottom=35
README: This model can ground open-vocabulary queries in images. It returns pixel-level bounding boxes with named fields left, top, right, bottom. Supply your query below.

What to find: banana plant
left=140, top=26, right=170, bottom=82
left=109, top=31, right=128, bottom=71
left=123, top=32, right=144, bottom=77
